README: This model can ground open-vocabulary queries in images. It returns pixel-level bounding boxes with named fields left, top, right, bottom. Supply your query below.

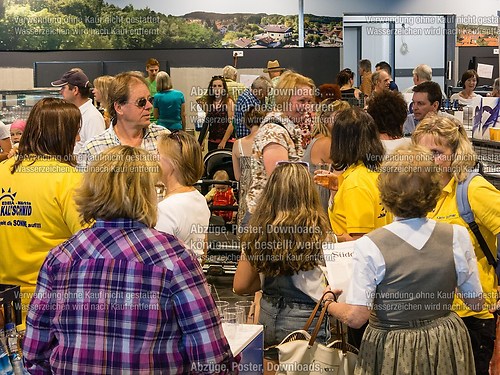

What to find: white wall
left=306, top=0, right=499, bottom=20
left=0, top=68, right=35, bottom=90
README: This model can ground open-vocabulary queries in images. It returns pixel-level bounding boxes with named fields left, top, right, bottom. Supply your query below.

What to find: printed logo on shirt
left=0, top=188, right=40, bottom=228
left=377, top=203, right=388, bottom=219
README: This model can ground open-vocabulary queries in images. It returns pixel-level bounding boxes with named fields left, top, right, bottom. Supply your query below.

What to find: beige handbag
left=276, top=291, right=358, bottom=375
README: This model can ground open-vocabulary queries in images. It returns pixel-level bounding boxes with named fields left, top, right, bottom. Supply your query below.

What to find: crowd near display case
left=0, top=89, right=61, bottom=125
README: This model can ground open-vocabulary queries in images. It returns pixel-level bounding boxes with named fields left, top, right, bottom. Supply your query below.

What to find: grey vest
left=367, top=222, right=457, bottom=328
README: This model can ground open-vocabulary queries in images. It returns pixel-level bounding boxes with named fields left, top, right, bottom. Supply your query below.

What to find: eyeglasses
left=168, top=130, right=183, bottom=152
left=276, top=160, right=309, bottom=168
left=127, top=96, right=154, bottom=108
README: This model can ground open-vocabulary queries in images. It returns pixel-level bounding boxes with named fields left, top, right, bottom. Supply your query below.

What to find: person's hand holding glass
left=313, top=163, right=342, bottom=191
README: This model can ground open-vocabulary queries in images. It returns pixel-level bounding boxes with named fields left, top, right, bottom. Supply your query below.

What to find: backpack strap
left=456, top=172, right=498, bottom=269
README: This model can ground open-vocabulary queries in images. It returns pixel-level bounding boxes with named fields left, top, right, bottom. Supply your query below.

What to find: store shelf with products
left=0, top=89, right=61, bottom=125
left=472, top=138, right=500, bottom=189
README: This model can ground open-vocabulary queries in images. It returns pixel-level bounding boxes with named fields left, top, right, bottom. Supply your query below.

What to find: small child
left=8, top=119, right=26, bottom=158
left=205, top=170, right=236, bottom=223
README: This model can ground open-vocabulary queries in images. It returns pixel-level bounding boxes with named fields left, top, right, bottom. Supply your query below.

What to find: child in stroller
left=198, top=149, right=240, bottom=275
left=205, top=170, right=237, bottom=224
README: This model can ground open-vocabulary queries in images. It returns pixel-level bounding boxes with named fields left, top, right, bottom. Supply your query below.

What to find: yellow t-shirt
left=0, top=157, right=84, bottom=326
left=428, top=176, right=500, bottom=319
left=328, top=162, right=392, bottom=235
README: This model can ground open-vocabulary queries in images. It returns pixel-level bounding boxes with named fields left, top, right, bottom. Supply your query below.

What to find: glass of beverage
left=314, top=163, right=331, bottom=185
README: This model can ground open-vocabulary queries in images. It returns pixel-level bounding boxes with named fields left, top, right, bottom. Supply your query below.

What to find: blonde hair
left=411, top=116, right=477, bottom=182
left=213, top=169, right=229, bottom=181
left=156, top=71, right=173, bottom=91
left=274, top=71, right=315, bottom=110
left=222, top=65, right=238, bottom=81
left=76, top=146, right=160, bottom=227
left=93, top=75, right=114, bottom=109
left=242, top=163, right=331, bottom=276
left=379, top=145, right=441, bottom=218
left=157, top=131, right=204, bottom=186
left=312, top=99, right=350, bottom=137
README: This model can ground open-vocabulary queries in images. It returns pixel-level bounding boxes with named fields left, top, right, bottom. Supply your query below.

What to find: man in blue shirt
left=234, top=76, right=272, bottom=138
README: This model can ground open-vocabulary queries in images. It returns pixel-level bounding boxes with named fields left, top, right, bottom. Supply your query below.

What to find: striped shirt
left=76, top=123, right=168, bottom=171
left=23, top=219, right=238, bottom=374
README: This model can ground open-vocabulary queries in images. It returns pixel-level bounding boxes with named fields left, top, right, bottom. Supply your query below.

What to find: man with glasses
left=51, top=69, right=106, bottom=154
left=77, top=71, right=168, bottom=171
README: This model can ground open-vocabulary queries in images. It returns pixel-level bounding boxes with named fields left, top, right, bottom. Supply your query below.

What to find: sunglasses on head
left=168, top=130, right=183, bottom=151
left=128, top=96, right=154, bottom=108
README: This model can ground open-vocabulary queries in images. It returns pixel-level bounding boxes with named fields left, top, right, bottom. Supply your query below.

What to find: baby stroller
left=197, top=149, right=240, bottom=275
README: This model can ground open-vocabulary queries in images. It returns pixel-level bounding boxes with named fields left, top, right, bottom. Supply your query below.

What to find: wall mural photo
left=0, top=0, right=342, bottom=50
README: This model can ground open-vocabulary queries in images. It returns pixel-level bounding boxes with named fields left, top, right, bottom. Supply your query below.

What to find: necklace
left=165, top=185, right=192, bottom=197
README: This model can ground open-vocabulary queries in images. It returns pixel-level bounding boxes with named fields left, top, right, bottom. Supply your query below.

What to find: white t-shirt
left=75, top=99, right=106, bottom=154
left=156, top=189, right=210, bottom=259
left=346, top=218, right=482, bottom=307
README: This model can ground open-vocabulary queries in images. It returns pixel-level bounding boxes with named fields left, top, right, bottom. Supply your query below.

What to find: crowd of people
left=0, top=56, right=499, bottom=374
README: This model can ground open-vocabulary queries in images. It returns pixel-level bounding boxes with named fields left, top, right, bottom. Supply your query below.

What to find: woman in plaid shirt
left=23, top=145, right=238, bottom=374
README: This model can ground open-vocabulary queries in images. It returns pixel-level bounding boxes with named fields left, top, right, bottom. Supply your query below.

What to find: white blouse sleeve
left=345, top=236, right=386, bottom=307
left=453, top=224, right=483, bottom=298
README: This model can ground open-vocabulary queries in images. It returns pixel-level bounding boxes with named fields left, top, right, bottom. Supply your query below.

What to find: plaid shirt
left=234, top=89, right=261, bottom=138
left=23, top=219, right=238, bottom=374
left=76, top=124, right=168, bottom=171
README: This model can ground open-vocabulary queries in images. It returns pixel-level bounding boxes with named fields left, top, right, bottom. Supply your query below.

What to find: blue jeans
left=259, top=295, right=330, bottom=358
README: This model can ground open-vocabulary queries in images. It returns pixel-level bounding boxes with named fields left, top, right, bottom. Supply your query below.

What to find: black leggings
left=462, top=315, right=497, bottom=375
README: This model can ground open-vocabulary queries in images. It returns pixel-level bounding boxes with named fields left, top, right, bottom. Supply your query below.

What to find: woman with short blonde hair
left=77, top=145, right=160, bottom=227
left=23, top=144, right=237, bottom=373
left=274, top=70, right=315, bottom=110
left=412, top=115, right=476, bottom=183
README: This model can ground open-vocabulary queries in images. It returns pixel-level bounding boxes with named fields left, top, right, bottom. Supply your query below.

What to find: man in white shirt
left=51, top=70, right=105, bottom=154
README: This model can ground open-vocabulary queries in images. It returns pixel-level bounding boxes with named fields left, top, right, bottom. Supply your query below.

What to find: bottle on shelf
left=0, top=342, right=13, bottom=375
left=4, top=324, right=25, bottom=375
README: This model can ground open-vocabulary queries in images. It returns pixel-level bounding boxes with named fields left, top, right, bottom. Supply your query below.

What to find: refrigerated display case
left=0, top=89, right=61, bottom=125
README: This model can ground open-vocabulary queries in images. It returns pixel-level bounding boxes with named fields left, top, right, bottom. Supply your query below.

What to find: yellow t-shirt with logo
left=0, top=157, right=84, bottom=326
left=328, top=162, right=392, bottom=235
left=428, top=176, right=500, bottom=319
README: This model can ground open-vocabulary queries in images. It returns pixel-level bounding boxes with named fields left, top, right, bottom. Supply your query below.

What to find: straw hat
left=264, top=60, right=285, bottom=73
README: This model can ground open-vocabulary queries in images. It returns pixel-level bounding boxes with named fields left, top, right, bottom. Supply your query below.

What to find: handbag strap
left=302, top=290, right=335, bottom=332
left=301, top=291, right=336, bottom=347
